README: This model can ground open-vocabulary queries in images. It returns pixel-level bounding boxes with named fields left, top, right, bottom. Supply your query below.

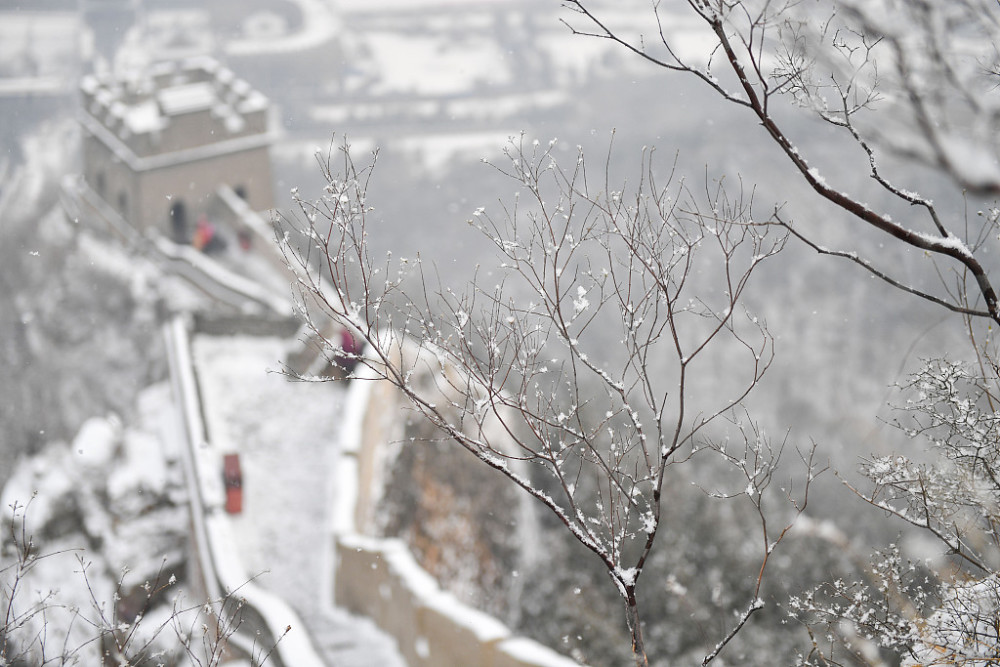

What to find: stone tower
left=78, top=56, right=274, bottom=243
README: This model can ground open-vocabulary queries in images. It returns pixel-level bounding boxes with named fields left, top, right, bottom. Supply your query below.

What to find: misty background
left=1, top=0, right=967, bottom=481
left=0, top=0, right=982, bottom=663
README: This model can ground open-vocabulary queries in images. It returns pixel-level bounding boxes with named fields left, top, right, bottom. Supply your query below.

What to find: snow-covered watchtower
left=78, top=56, right=275, bottom=243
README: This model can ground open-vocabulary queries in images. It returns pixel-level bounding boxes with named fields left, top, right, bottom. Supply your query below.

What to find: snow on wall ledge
left=332, top=360, right=578, bottom=667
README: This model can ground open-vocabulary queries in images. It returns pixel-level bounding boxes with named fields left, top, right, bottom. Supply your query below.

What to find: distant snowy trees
left=284, top=1, right=1000, bottom=665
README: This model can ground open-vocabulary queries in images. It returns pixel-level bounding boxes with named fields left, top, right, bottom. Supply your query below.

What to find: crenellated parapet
left=78, top=56, right=275, bottom=241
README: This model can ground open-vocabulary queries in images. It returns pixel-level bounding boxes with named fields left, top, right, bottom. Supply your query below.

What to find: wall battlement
left=78, top=56, right=274, bottom=241
left=81, top=57, right=269, bottom=158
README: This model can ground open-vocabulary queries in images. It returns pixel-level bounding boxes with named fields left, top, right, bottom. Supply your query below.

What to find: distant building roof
left=79, top=56, right=272, bottom=169
left=124, top=99, right=164, bottom=134
left=157, top=80, right=215, bottom=115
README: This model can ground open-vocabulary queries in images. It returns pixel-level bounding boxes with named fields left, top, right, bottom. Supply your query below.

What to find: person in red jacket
left=192, top=215, right=212, bottom=251
left=336, top=327, right=363, bottom=377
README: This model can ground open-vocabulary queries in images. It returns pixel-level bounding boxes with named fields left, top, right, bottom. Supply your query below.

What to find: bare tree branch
left=279, top=136, right=816, bottom=665
left=566, top=0, right=1000, bottom=325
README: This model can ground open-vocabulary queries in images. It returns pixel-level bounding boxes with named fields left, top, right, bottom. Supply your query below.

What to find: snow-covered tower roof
left=78, top=56, right=275, bottom=241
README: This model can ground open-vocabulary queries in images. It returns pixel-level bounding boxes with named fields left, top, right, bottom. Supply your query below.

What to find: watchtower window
left=170, top=200, right=189, bottom=243
left=117, top=191, right=128, bottom=219
left=95, top=171, right=106, bottom=197
left=234, top=185, right=248, bottom=200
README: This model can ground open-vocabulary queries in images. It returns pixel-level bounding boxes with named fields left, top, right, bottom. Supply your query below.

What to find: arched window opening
left=117, top=191, right=128, bottom=219
left=170, top=200, right=189, bottom=243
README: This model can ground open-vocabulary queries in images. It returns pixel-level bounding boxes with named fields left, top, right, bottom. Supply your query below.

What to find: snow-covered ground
left=0, top=384, right=200, bottom=666
left=192, top=334, right=407, bottom=666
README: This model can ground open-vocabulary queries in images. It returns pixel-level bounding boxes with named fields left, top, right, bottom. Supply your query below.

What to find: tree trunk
left=625, top=587, right=648, bottom=667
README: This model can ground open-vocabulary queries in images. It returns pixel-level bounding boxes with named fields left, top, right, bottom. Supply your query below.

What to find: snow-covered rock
left=1, top=441, right=79, bottom=540
left=71, top=414, right=121, bottom=469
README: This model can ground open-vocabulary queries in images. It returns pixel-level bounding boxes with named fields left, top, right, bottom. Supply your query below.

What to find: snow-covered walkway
left=192, top=334, right=406, bottom=667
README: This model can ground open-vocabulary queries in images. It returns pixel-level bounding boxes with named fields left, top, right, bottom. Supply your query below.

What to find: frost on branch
left=790, top=358, right=1000, bottom=664
left=568, top=0, right=1000, bottom=325
left=799, top=1, right=1000, bottom=195
left=277, top=136, right=818, bottom=666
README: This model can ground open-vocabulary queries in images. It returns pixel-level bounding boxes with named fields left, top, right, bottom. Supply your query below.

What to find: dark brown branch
left=774, top=214, right=992, bottom=319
